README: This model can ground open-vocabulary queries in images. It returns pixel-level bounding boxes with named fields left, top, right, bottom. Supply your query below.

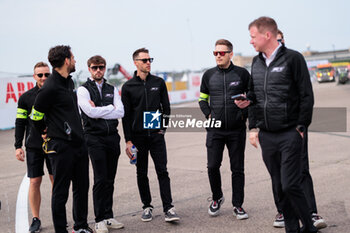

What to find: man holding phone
left=199, top=39, right=250, bottom=219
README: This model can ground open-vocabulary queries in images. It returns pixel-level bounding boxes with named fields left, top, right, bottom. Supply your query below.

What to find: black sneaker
left=141, top=207, right=153, bottom=222
left=233, top=206, right=249, bottom=220
left=165, top=207, right=180, bottom=222
left=208, top=196, right=225, bottom=216
left=72, top=226, right=93, bottom=233
left=29, top=217, right=41, bottom=233
left=273, top=212, right=285, bottom=228
left=312, top=213, right=327, bottom=229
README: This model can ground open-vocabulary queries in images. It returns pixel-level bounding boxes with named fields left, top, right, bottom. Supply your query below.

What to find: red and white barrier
left=168, top=72, right=202, bottom=104
left=0, top=72, right=203, bottom=129
left=0, top=77, right=35, bottom=129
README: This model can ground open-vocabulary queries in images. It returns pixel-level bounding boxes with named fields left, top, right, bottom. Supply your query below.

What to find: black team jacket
left=80, top=78, right=119, bottom=136
left=121, top=72, right=170, bottom=142
left=31, top=70, right=84, bottom=144
left=248, top=45, right=314, bottom=132
left=199, top=62, right=250, bottom=130
left=14, top=85, right=43, bottom=150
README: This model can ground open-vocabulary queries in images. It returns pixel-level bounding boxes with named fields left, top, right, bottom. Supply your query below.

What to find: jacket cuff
left=248, top=124, right=257, bottom=130
left=124, top=135, right=131, bottom=142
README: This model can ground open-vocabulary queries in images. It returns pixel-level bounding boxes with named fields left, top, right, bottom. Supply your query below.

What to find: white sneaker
left=141, top=207, right=153, bottom=222
left=208, top=196, right=225, bottom=216
left=73, top=227, right=93, bottom=233
left=312, top=213, right=327, bottom=229
left=95, top=221, right=108, bottom=233
left=233, top=206, right=249, bottom=220
left=273, top=212, right=285, bottom=228
left=165, top=207, right=180, bottom=222
left=104, top=218, right=124, bottom=229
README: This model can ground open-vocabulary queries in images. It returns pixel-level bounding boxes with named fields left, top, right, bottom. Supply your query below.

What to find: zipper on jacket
left=144, top=81, right=150, bottom=136
left=223, top=71, right=227, bottom=129
left=101, top=85, right=110, bottom=135
left=263, top=67, right=269, bottom=130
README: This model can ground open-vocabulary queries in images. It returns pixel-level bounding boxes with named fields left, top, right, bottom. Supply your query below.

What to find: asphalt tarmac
left=1, top=81, right=350, bottom=233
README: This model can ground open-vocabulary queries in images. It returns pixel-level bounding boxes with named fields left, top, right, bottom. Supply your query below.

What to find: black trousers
left=259, top=128, right=317, bottom=233
left=272, top=129, right=318, bottom=214
left=132, top=132, right=173, bottom=213
left=85, top=134, right=121, bottom=222
left=48, top=138, right=89, bottom=233
left=206, top=128, right=246, bottom=207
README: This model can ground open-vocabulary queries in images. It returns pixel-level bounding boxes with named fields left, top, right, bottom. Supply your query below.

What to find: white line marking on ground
left=15, top=174, right=29, bottom=233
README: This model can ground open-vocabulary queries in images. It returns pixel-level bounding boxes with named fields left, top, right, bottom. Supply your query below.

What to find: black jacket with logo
left=80, top=78, right=119, bottom=135
left=199, top=62, right=250, bottom=130
left=248, top=45, right=314, bottom=131
left=14, top=85, right=43, bottom=150
left=32, top=70, right=84, bottom=144
left=121, top=72, right=170, bottom=142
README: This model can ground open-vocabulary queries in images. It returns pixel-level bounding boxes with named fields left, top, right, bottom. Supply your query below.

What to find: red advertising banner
left=1, top=77, right=35, bottom=129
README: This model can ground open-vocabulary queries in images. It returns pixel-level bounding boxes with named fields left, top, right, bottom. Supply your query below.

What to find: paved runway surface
left=1, top=81, right=350, bottom=233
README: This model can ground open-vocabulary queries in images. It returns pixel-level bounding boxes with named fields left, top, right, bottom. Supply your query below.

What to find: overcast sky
left=0, top=0, right=349, bottom=75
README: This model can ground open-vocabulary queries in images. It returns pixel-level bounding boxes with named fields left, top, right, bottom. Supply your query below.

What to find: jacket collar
left=258, top=44, right=286, bottom=63
left=216, top=61, right=234, bottom=72
left=87, top=77, right=106, bottom=85
left=133, top=71, right=152, bottom=82
left=52, top=69, right=72, bottom=82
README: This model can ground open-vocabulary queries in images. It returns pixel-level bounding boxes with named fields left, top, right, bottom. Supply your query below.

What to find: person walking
left=199, top=39, right=250, bottom=219
left=270, top=30, right=327, bottom=230
left=121, top=48, right=179, bottom=223
left=247, top=17, right=318, bottom=233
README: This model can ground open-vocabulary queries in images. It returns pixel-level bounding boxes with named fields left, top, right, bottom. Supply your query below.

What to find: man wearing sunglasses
left=77, top=55, right=124, bottom=233
left=31, top=45, right=91, bottom=233
left=199, top=39, right=250, bottom=219
left=14, top=61, right=53, bottom=233
left=121, top=48, right=179, bottom=223
left=277, top=29, right=285, bottom=45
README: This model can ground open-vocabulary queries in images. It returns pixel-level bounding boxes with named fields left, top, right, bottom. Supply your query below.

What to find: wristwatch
left=296, top=125, right=305, bottom=133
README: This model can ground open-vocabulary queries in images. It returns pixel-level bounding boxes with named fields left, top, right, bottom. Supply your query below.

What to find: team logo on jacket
left=150, top=87, right=159, bottom=91
left=229, top=81, right=240, bottom=87
left=271, top=66, right=285, bottom=72
left=143, top=110, right=161, bottom=129
left=105, top=93, right=114, bottom=98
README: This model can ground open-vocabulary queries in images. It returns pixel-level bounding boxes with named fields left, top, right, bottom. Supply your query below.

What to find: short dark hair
left=132, top=48, right=149, bottom=60
left=215, top=39, right=233, bottom=51
left=33, top=62, right=49, bottom=71
left=48, top=45, right=72, bottom=68
left=248, top=16, right=278, bottom=37
left=87, top=55, right=106, bottom=67
left=277, top=29, right=284, bottom=39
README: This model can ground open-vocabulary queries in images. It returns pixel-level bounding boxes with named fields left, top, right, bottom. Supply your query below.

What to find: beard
left=93, top=74, right=104, bottom=81
left=140, top=67, right=150, bottom=74
left=68, top=64, right=76, bottom=74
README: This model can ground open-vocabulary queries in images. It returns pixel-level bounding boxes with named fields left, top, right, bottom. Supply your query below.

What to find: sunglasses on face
left=36, top=73, right=50, bottom=78
left=135, top=58, right=154, bottom=63
left=90, top=66, right=105, bottom=71
left=213, top=51, right=231, bottom=56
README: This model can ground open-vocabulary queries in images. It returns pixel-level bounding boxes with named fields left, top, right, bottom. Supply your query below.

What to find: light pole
left=332, top=44, right=336, bottom=60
